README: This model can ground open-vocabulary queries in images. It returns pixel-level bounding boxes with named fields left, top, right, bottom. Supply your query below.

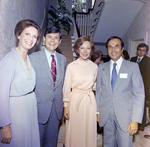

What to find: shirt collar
left=44, top=48, right=56, bottom=59
left=110, top=56, right=123, bottom=67
left=137, top=56, right=144, bottom=60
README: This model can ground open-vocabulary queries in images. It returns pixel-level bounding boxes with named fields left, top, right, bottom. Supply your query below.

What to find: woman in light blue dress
left=0, top=19, right=41, bottom=147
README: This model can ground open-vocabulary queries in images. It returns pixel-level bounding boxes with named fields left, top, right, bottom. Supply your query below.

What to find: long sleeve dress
left=0, top=48, right=40, bottom=147
left=63, top=58, right=98, bottom=147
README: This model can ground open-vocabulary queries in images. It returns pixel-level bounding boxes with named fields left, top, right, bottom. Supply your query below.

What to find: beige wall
left=0, top=0, right=49, bottom=60
left=123, top=3, right=150, bottom=57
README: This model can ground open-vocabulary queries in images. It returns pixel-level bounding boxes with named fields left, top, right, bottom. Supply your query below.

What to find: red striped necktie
left=51, top=55, right=57, bottom=85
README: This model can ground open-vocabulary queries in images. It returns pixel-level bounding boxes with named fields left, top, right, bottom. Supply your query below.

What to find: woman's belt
left=10, top=91, right=34, bottom=97
left=72, top=89, right=93, bottom=111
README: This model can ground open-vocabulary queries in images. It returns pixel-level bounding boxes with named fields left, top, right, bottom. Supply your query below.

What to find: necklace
left=16, top=48, right=32, bottom=80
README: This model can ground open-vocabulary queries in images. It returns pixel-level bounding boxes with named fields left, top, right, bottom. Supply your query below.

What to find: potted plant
left=47, top=5, right=73, bottom=34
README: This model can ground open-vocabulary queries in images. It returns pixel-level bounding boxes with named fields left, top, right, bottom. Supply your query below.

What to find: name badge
left=119, top=73, right=128, bottom=79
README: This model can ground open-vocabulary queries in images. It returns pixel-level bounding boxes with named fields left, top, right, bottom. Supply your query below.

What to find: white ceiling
left=93, top=0, right=144, bottom=43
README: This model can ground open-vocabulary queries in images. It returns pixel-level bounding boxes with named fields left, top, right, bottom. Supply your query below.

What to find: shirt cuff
left=63, top=102, right=69, bottom=107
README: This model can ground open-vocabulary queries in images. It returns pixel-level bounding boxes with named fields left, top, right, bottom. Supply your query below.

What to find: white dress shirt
left=110, top=56, right=123, bottom=79
left=44, top=48, right=57, bottom=69
left=136, top=56, right=144, bottom=63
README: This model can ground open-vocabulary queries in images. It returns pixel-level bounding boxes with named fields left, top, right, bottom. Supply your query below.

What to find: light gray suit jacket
left=29, top=49, right=66, bottom=124
left=96, top=59, right=145, bottom=132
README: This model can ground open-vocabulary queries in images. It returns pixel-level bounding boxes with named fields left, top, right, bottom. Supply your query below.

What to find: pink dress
left=63, top=59, right=98, bottom=147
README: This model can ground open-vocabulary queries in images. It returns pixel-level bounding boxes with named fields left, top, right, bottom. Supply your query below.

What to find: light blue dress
left=0, top=48, right=40, bottom=147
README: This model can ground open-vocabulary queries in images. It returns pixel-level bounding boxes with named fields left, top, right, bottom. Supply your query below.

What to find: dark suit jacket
left=130, top=55, right=150, bottom=101
left=29, top=49, right=66, bottom=124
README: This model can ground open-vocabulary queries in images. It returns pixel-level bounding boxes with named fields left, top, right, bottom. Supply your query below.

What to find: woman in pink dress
left=63, top=36, right=98, bottom=147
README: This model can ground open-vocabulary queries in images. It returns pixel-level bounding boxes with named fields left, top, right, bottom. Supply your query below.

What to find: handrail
left=74, top=11, right=81, bottom=38
left=74, top=0, right=105, bottom=39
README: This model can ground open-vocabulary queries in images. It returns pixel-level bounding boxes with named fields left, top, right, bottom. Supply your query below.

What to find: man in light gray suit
left=29, top=27, right=66, bottom=147
left=96, top=36, right=145, bottom=147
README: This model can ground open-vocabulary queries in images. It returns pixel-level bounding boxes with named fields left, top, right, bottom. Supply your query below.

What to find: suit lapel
left=55, top=52, right=63, bottom=87
left=113, top=59, right=127, bottom=92
left=102, top=61, right=112, bottom=94
left=134, top=56, right=138, bottom=62
left=39, top=50, right=54, bottom=86
left=139, top=55, right=146, bottom=65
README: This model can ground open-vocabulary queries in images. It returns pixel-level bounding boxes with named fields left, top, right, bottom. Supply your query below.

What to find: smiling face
left=78, top=41, right=92, bottom=61
left=43, top=33, right=61, bottom=54
left=17, top=26, right=38, bottom=50
left=107, top=38, right=124, bottom=62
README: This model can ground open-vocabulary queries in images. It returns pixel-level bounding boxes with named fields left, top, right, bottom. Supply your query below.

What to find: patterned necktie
left=51, top=55, right=57, bottom=85
left=137, top=57, right=141, bottom=63
left=111, top=63, right=117, bottom=91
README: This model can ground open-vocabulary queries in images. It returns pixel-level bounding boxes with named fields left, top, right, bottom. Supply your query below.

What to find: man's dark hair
left=44, top=27, right=62, bottom=39
left=137, top=43, right=149, bottom=52
left=105, top=36, right=124, bottom=48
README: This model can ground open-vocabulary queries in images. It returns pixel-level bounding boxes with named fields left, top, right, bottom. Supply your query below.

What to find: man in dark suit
left=29, top=27, right=66, bottom=147
left=96, top=36, right=145, bottom=147
left=130, top=43, right=150, bottom=132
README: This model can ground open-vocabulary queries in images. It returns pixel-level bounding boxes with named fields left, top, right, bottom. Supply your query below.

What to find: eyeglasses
left=138, top=49, right=146, bottom=52
left=108, top=44, right=121, bottom=50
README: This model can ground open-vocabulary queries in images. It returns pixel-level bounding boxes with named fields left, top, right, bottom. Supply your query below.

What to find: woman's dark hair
left=122, top=50, right=130, bottom=60
left=91, top=50, right=103, bottom=62
left=74, top=36, right=95, bottom=57
left=14, top=19, right=41, bottom=44
left=91, top=52, right=100, bottom=62
left=95, top=50, right=103, bottom=57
